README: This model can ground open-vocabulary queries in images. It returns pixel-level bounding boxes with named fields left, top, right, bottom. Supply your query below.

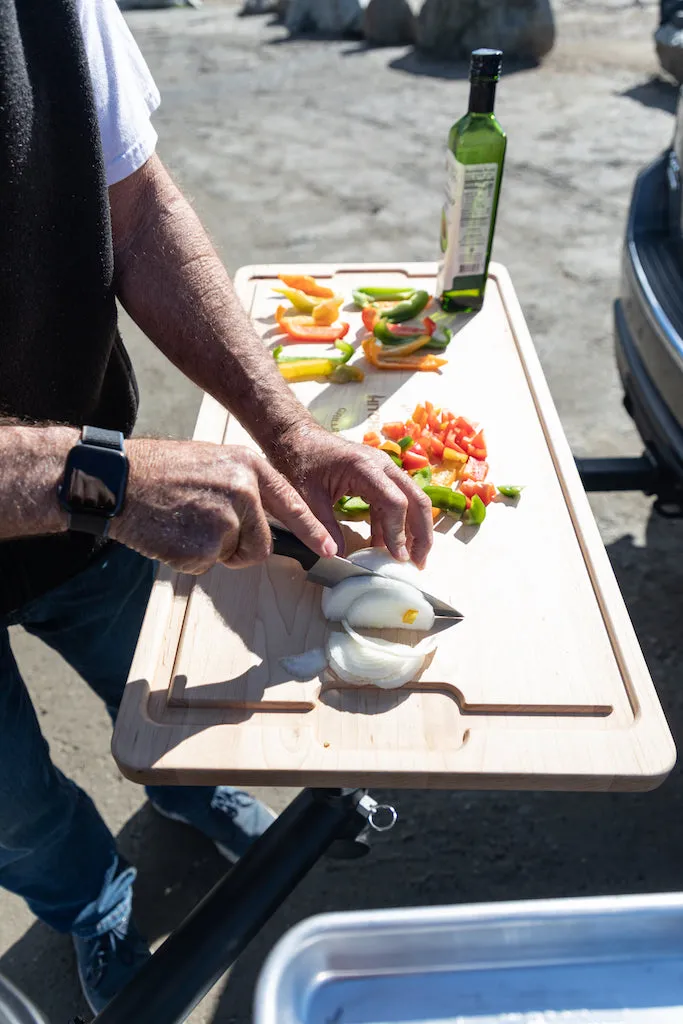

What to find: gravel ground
left=3, top=2, right=683, bottom=1022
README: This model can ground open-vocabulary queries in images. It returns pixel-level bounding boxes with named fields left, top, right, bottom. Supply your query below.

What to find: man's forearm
left=110, top=156, right=314, bottom=456
left=0, top=425, right=74, bottom=539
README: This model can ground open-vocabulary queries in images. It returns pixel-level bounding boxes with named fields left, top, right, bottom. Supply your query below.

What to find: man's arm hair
left=0, top=423, right=75, bottom=539
left=109, top=154, right=315, bottom=458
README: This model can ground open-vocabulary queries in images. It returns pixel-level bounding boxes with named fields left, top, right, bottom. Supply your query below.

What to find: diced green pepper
left=388, top=452, right=403, bottom=468
left=411, top=467, right=433, bottom=490
left=464, top=494, right=487, bottom=525
left=335, top=495, right=371, bottom=517
left=497, top=485, right=524, bottom=498
left=384, top=290, right=430, bottom=323
left=398, top=435, right=414, bottom=450
left=423, top=485, right=467, bottom=514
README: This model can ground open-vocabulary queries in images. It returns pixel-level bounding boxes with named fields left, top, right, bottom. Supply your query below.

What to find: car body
left=614, top=91, right=683, bottom=508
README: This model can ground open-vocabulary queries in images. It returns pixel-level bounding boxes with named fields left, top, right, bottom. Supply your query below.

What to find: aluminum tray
left=254, top=893, right=683, bottom=1024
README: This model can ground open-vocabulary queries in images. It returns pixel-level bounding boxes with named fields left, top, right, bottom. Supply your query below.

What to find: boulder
left=417, top=0, right=555, bottom=61
left=363, top=0, right=419, bottom=46
left=286, top=0, right=369, bottom=35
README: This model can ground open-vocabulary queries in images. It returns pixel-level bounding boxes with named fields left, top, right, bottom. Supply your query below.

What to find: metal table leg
left=85, top=787, right=395, bottom=1024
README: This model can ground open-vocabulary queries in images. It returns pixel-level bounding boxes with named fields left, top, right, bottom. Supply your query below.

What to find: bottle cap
left=470, top=48, right=503, bottom=81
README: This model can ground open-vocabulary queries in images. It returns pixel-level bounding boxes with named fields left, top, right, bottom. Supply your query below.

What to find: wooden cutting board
left=112, top=262, right=675, bottom=791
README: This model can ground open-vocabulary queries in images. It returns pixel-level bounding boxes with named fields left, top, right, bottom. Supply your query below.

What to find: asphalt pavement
left=2, top=2, right=683, bottom=1022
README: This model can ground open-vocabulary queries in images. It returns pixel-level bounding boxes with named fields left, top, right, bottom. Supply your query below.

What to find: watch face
left=61, top=445, right=128, bottom=517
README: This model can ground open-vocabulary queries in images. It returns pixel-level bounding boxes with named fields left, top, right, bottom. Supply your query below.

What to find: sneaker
left=73, top=918, right=151, bottom=1014
left=149, top=786, right=276, bottom=862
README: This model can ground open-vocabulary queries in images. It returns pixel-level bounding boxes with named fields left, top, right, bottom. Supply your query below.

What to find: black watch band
left=59, top=426, right=128, bottom=538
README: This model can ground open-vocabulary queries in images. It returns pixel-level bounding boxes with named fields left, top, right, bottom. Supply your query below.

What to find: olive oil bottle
left=437, top=48, right=507, bottom=312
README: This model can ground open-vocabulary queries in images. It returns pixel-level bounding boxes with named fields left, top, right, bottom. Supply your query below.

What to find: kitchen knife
left=269, top=524, right=463, bottom=621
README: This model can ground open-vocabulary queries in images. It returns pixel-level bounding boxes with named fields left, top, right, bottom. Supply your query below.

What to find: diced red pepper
left=462, top=457, right=489, bottom=482
left=410, top=441, right=428, bottom=458
left=444, top=432, right=467, bottom=455
left=425, top=433, right=444, bottom=460
left=381, top=421, right=408, bottom=441
left=460, top=480, right=496, bottom=505
left=402, top=449, right=430, bottom=471
left=424, top=316, right=436, bottom=336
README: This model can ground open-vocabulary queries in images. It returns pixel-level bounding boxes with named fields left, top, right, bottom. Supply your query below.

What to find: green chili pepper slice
left=384, top=290, right=430, bottom=323
left=398, top=435, right=414, bottom=450
left=423, top=485, right=467, bottom=514
left=497, top=485, right=524, bottom=498
left=464, top=494, right=487, bottom=525
left=388, top=452, right=403, bottom=468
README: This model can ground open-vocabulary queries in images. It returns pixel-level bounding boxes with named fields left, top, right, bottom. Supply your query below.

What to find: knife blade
left=269, top=524, right=463, bottom=621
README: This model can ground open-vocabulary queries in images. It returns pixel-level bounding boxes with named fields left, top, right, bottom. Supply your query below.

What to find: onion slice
left=326, top=631, right=424, bottom=690
left=280, top=648, right=328, bottom=681
left=341, top=618, right=438, bottom=657
left=321, top=576, right=434, bottom=632
left=347, top=547, right=422, bottom=585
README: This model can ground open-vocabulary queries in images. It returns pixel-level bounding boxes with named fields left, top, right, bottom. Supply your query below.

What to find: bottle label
left=437, top=152, right=499, bottom=292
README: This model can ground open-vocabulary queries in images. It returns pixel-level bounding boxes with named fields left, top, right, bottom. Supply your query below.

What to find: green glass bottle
left=437, top=48, right=507, bottom=313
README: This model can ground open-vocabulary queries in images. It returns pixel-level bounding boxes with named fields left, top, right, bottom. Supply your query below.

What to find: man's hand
left=110, top=439, right=337, bottom=574
left=271, top=424, right=434, bottom=569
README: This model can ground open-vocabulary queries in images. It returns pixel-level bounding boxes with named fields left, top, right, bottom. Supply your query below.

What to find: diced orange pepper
left=443, top=446, right=467, bottom=464
left=278, top=274, right=334, bottom=298
left=379, top=440, right=402, bottom=457
left=460, top=480, right=497, bottom=505
left=431, top=507, right=442, bottom=522
left=363, top=431, right=381, bottom=447
left=413, top=404, right=428, bottom=428
left=381, top=422, right=407, bottom=441
left=431, top=467, right=457, bottom=487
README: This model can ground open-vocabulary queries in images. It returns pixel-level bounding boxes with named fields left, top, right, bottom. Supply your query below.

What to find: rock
left=240, top=0, right=276, bottom=13
left=363, top=0, right=419, bottom=46
left=417, top=0, right=555, bottom=62
left=286, top=0, right=369, bottom=35
left=656, top=10, right=683, bottom=84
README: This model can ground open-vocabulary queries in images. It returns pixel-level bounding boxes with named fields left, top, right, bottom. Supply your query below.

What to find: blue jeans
left=0, top=543, right=196, bottom=938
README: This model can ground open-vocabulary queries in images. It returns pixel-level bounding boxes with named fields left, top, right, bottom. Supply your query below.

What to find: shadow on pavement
left=1, top=512, right=682, bottom=1024
left=621, top=76, right=679, bottom=113
left=388, top=51, right=538, bottom=80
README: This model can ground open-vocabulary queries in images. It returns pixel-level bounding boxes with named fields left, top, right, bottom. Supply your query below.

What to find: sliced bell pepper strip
left=362, top=306, right=381, bottom=332
left=363, top=338, right=446, bottom=372
left=272, top=286, right=319, bottom=314
left=273, top=339, right=353, bottom=364
left=278, top=358, right=340, bottom=382
left=376, top=335, right=432, bottom=358
left=312, top=296, right=344, bottom=325
left=354, top=285, right=415, bottom=305
left=278, top=274, right=334, bottom=298
left=373, top=320, right=425, bottom=345
left=338, top=496, right=370, bottom=513
left=276, top=306, right=349, bottom=342
left=331, top=364, right=364, bottom=383
left=383, top=290, right=430, bottom=323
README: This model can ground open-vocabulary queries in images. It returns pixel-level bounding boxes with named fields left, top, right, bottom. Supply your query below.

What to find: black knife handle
left=269, top=524, right=320, bottom=571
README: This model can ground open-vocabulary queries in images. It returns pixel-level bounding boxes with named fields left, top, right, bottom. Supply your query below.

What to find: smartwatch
left=58, top=426, right=128, bottom=537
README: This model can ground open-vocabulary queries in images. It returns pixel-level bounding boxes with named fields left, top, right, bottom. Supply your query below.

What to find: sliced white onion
left=326, top=631, right=424, bottom=690
left=326, top=631, right=403, bottom=681
left=347, top=547, right=422, bottom=585
left=341, top=618, right=438, bottom=657
left=321, top=576, right=434, bottom=632
left=280, top=648, right=328, bottom=681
